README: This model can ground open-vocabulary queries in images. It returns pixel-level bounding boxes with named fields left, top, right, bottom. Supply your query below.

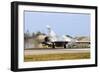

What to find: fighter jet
left=42, top=25, right=77, bottom=48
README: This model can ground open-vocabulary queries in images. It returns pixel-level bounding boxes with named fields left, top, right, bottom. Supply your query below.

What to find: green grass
left=24, top=53, right=90, bottom=62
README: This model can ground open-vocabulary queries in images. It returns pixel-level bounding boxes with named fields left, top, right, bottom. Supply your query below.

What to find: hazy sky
left=24, top=11, right=90, bottom=37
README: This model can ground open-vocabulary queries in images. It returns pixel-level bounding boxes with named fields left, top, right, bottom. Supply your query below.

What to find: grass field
left=24, top=52, right=90, bottom=62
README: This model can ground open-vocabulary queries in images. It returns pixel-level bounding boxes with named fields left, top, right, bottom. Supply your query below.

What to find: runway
left=24, top=48, right=90, bottom=55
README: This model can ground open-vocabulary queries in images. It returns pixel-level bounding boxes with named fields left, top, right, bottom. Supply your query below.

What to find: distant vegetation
left=24, top=31, right=46, bottom=39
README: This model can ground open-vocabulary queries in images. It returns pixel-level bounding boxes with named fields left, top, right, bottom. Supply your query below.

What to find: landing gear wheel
left=64, top=43, right=66, bottom=48
left=52, top=43, right=55, bottom=48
